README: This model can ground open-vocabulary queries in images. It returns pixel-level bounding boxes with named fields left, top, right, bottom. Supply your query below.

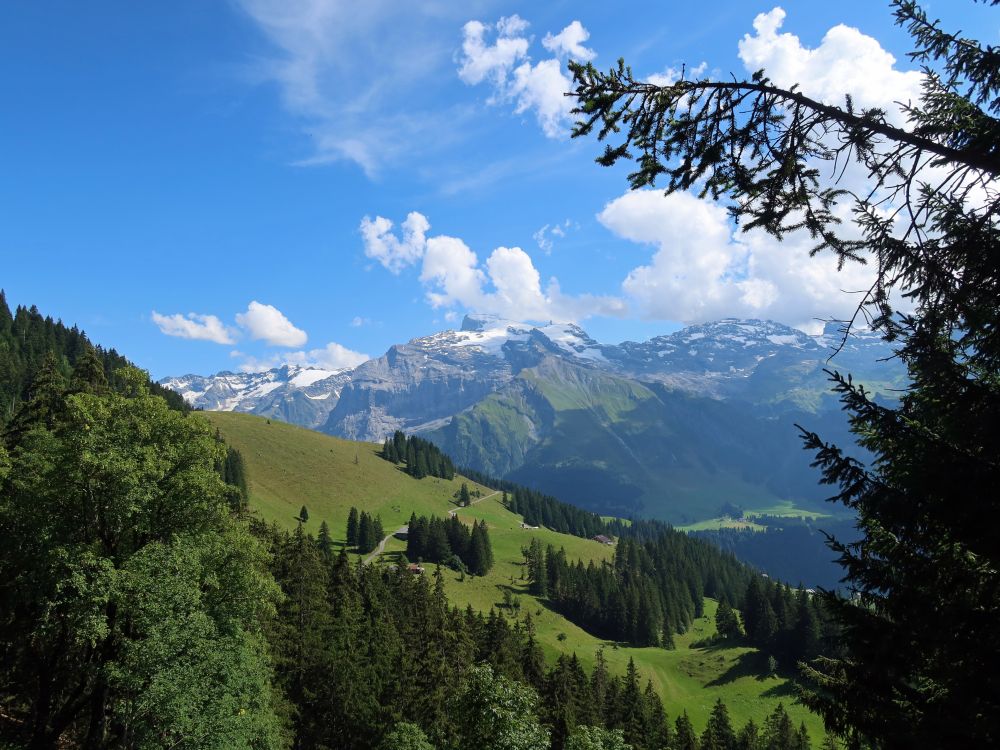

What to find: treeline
left=381, top=430, right=455, bottom=479
left=740, top=577, right=840, bottom=669
left=261, top=523, right=825, bottom=750
left=0, top=290, right=187, bottom=422
left=524, top=534, right=753, bottom=647
left=406, top=513, right=493, bottom=575
left=346, top=506, right=385, bottom=554
left=460, top=465, right=614, bottom=539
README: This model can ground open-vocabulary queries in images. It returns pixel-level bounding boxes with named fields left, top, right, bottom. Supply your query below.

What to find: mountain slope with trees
left=208, top=409, right=825, bottom=739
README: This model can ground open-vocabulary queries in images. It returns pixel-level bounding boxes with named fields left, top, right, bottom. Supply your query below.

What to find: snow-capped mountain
left=159, top=364, right=352, bottom=429
left=160, top=315, right=900, bottom=439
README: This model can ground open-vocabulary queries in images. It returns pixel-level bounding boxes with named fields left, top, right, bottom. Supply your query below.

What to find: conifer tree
left=358, top=511, right=375, bottom=553
left=298, top=505, right=309, bottom=524
left=69, top=345, right=107, bottom=394
left=737, top=719, right=762, bottom=750
left=673, top=711, right=698, bottom=750
left=715, top=600, right=743, bottom=640
left=700, top=699, right=736, bottom=750
left=318, top=520, right=333, bottom=559
left=347, top=506, right=360, bottom=547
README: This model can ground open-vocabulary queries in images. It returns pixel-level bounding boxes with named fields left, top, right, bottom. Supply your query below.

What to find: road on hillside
left=362, top=526, right=409, bottom=566
left=363, top=490, right=502, bottom=566
left=447, top=490, right=501, bottom=517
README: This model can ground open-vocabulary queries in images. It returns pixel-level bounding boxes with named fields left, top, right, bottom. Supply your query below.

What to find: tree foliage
left=0, top=367, right=282, bottom=748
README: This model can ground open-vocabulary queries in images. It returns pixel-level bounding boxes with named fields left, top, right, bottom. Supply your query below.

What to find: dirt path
left=448, top=489, right=501, bottom=517
left=362, top=526, right=408, bottom=566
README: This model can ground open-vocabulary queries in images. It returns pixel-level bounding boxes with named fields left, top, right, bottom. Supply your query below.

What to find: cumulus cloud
left=361, top=211, right=624, bottom=322
left=599, top=190, right=877, bottom=332
left=458, top=17, right=589, bottom=138
left=457, top=16, right=530, bottom=89
left=542, top=21, right=596, bottom=61
left=237, top=341, right=369, bottom=373
left=738, top=8, right=922, bottom=125
left=360, top=211, right=429, bottom=273
left=151, top=312, right=236, bottom=344
left=235, top=301, right=308, bottom=347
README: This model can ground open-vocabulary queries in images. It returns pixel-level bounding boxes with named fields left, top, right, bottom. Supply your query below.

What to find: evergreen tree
left=358, top=511, right=375, bottom=553
left=715, top=600, right=743, bottom=640
left=298, top=504, right=309, bottom=523
left=700, top=700, right=736, bottom=750
left=674, top=711, right=699, bottom=750
left=460, top=482, right=471, bottom=507
left=737, top=719, right=763, bottom=750
left=762, top=705, right=795, bottom=750
left=69, top=344, right=107, bottom=394
left=347, top=506, right=360, bottom=547
left=318, top=520, right=333, bottom=559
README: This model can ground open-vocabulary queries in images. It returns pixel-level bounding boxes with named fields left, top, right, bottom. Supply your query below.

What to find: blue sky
left=1, top=1, right=993, bottom=378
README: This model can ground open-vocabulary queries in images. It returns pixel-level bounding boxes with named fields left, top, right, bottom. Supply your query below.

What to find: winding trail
left=363, top=490, right=503, bottom=566
left=448, top=490, right=501, bottom=517
left=362, top=526, right=409, bottom=566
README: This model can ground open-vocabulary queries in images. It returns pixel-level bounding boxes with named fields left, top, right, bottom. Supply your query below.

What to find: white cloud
left=510, top=58, right=576, bottom=138
left=420, top=235, right=487, bottom=309
left=458, top=16, right=588, bottom=138
left=457, top=17, right=530, bottom=89
left=542, top=21, right=596, bottom=61
left=350, top=316, right=371, bottom=327
left=599, top=190, right=877, bottom=332
left=151, top=311, right=236, bottom=344
left=364, top=211, right=624, bottom=323
left=646, top=61, right=707, bottom=87
left=738, top=8, right=922, bottom=125
left=235, top=301, right=308, bottom=347
left=533, top=224, right=554, bottom=253
left=237, top=341, right=369, bottom=373
left=533, top=219, right=575, bottom=253
left=360, top=211, right=429, bottom=273
left=234, top=0, right=482, bottom=176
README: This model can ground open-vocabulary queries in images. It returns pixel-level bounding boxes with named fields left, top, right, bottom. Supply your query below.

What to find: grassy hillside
left=428, top=357, right=832, bottom=525
left=206, top=411, right=824, bottom=737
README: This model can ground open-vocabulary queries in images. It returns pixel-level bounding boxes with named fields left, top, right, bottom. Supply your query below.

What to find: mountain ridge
left=161, top=315, right=902, bottom=522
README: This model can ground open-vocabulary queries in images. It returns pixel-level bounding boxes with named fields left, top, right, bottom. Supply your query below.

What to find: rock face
left=162, top=316, right=898, bottom=438
left=159, top=365, right=352, bottom=430
left=160, top=314, right=902, bottom=521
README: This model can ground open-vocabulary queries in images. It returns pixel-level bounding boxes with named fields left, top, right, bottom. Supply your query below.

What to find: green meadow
left=207, top=411, right=824, bottom=737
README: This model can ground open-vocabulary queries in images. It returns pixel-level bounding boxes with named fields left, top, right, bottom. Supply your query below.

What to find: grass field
left=205, top=411, right=825, bottom=738
left=678, top=500, right=832, bottom=533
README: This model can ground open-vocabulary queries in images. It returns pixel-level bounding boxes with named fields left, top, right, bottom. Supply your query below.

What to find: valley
left=206, top=410, right=824, bottom=737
